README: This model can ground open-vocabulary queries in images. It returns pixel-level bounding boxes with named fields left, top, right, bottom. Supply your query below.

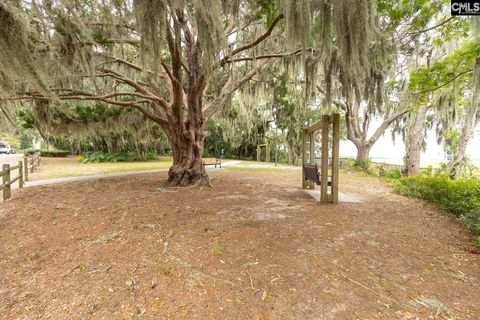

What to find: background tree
left=408, top=39, right=480, bottom=178
left=1, top=0, right=288, bottom=185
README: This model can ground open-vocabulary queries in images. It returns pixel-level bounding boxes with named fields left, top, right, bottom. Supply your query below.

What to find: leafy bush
left=384, top=167, right=403, bottom=179
left=354, top=158, right=372, bottom=171
left=350, top=159, right=404, bottom=179
left=395, top=175, right=480, bottom=243
left=24, top=149, right=69, bottom=157
left=81, top=150, right=159, bottom=163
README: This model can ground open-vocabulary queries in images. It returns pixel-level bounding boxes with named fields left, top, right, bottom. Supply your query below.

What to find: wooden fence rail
left=1, top=152, right=41, bottom=202
left=338, top=157, right=443, bottom=175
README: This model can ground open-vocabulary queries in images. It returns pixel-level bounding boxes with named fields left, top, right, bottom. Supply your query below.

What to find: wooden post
left=30, top=155, right=34, bottom=173
left=320, top=116, right=329, bottom=203
left=309, top=132, right=315, bottom=165
left=331, top=114, right=340, bottom=204
left=18, top=161, right=24, bottom=189
left=2, top=164, right=11, bottom=201
left=256, top=146, right=260, bottom=162
left=24, top=157, right=29, bottom=181
left=266, top=144, right=270, bottom=162
left=302, top=129, right=307, bottom=188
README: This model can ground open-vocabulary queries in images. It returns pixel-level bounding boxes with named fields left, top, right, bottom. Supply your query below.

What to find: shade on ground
left=302, top=189, right=362, bottom=203
left=1, top=169, right=479, bottom=318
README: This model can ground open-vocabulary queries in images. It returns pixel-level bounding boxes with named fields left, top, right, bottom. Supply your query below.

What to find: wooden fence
left=0, top=152, right=41, bottom=202
left=338, top=157, right=440, bottom=175
left=339, top=157, right=404, bottom=170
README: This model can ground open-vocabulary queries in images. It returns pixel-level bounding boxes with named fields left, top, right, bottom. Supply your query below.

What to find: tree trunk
left=448, top=56, right=480, bottom=179
left=404, top=104, right=428, bottom=176
left=355, top=144, right=372, bottom=163
left=165, top=116, right=209, bottom=187
left=287, top=139, right=294, bottom=165
left=448, top=115, right=476, bottom=179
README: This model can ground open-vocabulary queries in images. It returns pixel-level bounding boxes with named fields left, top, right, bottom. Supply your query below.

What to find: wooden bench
left=303, top=164, right=331, bottom=186
left=202, top=158, right=221, bottom=168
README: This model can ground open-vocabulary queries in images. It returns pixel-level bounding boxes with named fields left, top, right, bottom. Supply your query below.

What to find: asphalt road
left=0, top=153, right=24, bottom=167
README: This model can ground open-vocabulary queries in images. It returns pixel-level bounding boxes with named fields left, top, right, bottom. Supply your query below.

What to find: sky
left=339, top=119, right=480, bottom=166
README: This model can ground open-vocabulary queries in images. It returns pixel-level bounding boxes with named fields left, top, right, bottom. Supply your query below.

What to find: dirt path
left=0, top=170, right=479, bottom=319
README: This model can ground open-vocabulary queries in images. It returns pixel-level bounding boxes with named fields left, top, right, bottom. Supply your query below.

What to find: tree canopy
left=0, top=0, right=479, bottom=182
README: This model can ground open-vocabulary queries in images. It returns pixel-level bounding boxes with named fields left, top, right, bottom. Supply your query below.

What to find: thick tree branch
left=8, top=93, right=165, bottom=124
left=412, top=69, right=473, bottom=95
left=316, top=86, right=347, bottom=110
left=100, top=56, right=153, bottom=74
left=165, top=21, right=184, bottom=113
left=224, top=49, right=307, bottom=63
left=203, top=60, right=269, bottom=119
left=367, top=108, right=410, bottom=145
left=400, top=17, right=453, bottom=39
left=76, top=38, right=140, bottom=47
left=216, top=14, right=285, bottom=68
left=95, top=67, right=170, bottom=110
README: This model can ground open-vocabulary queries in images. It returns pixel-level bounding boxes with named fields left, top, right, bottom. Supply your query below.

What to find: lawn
left=29, top=156, right=173, bottom=180
left=226, top=166, right=299, bottom=173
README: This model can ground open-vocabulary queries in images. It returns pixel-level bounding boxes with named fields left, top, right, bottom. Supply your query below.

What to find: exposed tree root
left=167, top=163, right=212, bottom=187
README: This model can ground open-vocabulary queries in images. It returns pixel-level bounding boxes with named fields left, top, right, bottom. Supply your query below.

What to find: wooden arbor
left=256, top=144, right=270, bottom=162
left=302, top=114, right=340, bottom=204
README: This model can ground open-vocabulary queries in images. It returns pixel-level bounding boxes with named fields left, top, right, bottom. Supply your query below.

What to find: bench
left=202, top=158, right=221, bottom=168
left=303, top=164, right=331, bottom=186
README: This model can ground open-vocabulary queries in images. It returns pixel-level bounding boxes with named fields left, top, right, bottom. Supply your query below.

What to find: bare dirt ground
left=0, top=170, right=479, bottom=319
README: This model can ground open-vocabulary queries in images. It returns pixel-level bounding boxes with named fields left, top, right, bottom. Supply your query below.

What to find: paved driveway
left=0, top=153, right=23, bottom=167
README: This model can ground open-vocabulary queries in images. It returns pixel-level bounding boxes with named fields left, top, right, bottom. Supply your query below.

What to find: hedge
left=395, top=175, right=480, bottom=243
left=24, top=149, right=69, bottom=157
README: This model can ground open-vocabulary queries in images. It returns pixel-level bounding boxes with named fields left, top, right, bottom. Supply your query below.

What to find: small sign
left=451, top=1, right=480, bottom=15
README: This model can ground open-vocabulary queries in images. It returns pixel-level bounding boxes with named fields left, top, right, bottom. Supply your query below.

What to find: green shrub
left=384, top=167, right=403, bottom=179
left=352, top=160, right=403, bottom=179
left=420, top=165, right=434, bottom=177
left=366, top=165, right=380, bottom=177
left=81, top=150, right=159, bottom=163
left=395, top=175, right=480, bottom=242
left=24, top=149, right=69, bottom=157
left=354, top=158, right=372, bottom=171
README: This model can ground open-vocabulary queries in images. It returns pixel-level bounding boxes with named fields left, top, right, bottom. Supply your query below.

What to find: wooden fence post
left=320, top=116, right=329, bottom=203
left=2, top=164, right=11, bottom=201
left=302, top=129, right=307, bottom=189
left=24, top=157, right=29, bottom=181
left=18, top=161, right=24, bottom=189
left=331, top=114, right=340, bottom=204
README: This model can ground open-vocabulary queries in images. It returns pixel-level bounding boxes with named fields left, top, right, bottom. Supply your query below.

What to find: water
left=341, top=156, right=480, bottom=168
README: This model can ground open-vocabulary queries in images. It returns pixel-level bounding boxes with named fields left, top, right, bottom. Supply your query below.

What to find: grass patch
left=226, top=167, right=298, bottom=173
left=163, top=268, right=174, bottom=277
left=29, top=156, right=173, bottom=181
left=212, top=240, right=224, bottom=256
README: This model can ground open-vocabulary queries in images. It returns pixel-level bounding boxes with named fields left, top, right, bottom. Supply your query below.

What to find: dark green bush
left=82, top=150, right=159, bottom=163
left=395, top=175, right=480, bottom=242
left=385, top=167, right=403, bottom=179
left=350, top=159, right=404, bottom=179
left=24, top=149, right=69, bottom=157
left=354, top=158, right=372, bottom=171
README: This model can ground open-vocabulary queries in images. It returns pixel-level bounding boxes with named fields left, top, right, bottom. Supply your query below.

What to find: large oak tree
left=1, top=0, right=387, bottom=185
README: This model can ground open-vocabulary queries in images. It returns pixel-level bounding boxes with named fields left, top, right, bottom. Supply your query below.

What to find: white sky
left=340, top=119, right=480, bottom=166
